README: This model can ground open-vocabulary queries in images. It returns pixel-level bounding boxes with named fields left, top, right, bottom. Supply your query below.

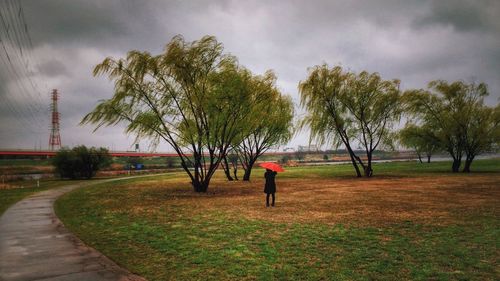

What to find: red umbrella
left=258, top=162, right=285, bottom=172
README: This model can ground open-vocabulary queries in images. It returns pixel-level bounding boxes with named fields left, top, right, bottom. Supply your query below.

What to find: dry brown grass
left=117, top=173, right=500, bottom=227
left=0, top=165, right=53, bottom=174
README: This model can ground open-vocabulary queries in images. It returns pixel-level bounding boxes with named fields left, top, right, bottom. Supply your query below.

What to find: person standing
left=264, top=169, right=277, bottom=207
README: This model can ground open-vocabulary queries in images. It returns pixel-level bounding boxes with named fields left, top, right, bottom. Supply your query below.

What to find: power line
left=0, top=1, right=46, bottom=135
left=0, top=49, right=43, bottom=129
left=9, top=0, right=47, bottom=99
left=1, top=1, right=45, bottom=106
left=17, top=0, right=48, bottom=92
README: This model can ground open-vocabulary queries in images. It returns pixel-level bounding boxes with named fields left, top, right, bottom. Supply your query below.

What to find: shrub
left=52, top=146, right=112, bottom=179
left=126, top=157, right=143, bottom=169
left=280, top=155, right=291, bottom=164
left=166, top=157, right=176, bottom=168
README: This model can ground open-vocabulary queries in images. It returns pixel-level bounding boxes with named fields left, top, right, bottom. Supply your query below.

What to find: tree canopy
left=404, top=80, right=499, bottom=172
left=399, top=123, right=440, bottom=163
left=82, top=34, right=499, bottom=187
left=231, top=71, right=295, bottom=181
left=82, top=35, right=263, bottom=192
left=299, top=64, right=401, bottom=177
left=52, top=146, right=111, bottom=179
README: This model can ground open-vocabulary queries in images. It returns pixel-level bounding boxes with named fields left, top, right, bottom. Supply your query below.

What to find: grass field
left=55, top=159, right=500, bottom=280
left=0, top=179, right=86, bottom=215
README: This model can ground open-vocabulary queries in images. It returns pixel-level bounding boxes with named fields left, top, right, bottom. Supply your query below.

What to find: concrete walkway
left=0, top=181, right=145, bottom=281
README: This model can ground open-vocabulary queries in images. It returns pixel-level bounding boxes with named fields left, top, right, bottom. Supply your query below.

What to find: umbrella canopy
left=258, top=162, right=285, bottom=172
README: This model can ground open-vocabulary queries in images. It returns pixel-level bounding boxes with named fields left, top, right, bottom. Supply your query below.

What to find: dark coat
left=264, top=170, right=277, bottom=194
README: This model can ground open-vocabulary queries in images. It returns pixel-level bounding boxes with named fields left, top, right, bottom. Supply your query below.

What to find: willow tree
left=237, top=95, right=294, bottom=181
left=219, top=71, right=294, bottom=181
left=399, top=124, right=440, bottom=163
left=404, top=80, right=498, bottom=172
left=82, top=35, right=254, bottom=192
left=462, top=104, right=500, bottom=172
left=236, top=72, right=294, bottom=181
left=221, top=150, right=239, bottom=181
left=299, top=64, right=401, bottom=177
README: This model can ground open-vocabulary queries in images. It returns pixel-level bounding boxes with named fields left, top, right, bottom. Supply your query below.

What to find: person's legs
left=266, top=193, right=270, bottom=207
left=271, top=193, right=275, bottom=206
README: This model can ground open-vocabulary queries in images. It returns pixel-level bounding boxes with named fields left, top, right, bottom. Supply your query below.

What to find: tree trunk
left=462, top=155, right=474, bottom=173
left=192, top=178, right=202, bottom=192
left=201, top=179, right=209, bottom=192
left=229, top=154, right=239, bottom=180
left=416, top=151, right=423, bottom=163
left=198, top=181, right=209, bottom=192
left=222, top=155, right=234, bottom=181
left=233, top=166, right=239, bottom=181
left=462, top=160, right=471, bottom=173
left=178, top=151, right=217, bottom=193
left=192, top=178, right=209, bottom=192
left=190, top=153, right=211, bottom=192
left=363, top=166, right=372, bottom=177
left=243, top=159, right=256, bottom=181
left=364, top=152, right=373, bottom=177
left=426, top=154, right=431, bottom=163
left=451, top=158, right=461, bottom=173
left=345, top=144, right=362, bottom=177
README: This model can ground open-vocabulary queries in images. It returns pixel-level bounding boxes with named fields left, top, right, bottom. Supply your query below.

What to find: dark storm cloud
left=412, top=0, right=499, bottom=32
left=37, top=59, right=67, bottom=77
left=1, top=0, right=499, bottom=150
left=23, top=1, right=130, bottom=45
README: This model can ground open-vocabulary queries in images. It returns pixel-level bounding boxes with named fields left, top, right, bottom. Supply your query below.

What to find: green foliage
left=165, top=157, right=176, bottom=168
left=232, top=73, right=295, bottom=180
left=399, top=124, right=440, bottom=163
left=82, top=35, right=269, bottom=192
left=294, top=151, right=306, bottom=161
left=462, top=103, right=500, bottom=164
left=52, top=146, right=111, bottom=179
left=279, top=154, right=291, bottom=164
left=126, top=157, right=142, bottom=167
left=299, top=64, right=402, bottom=177
left=404, top=80, right=499, bottom=172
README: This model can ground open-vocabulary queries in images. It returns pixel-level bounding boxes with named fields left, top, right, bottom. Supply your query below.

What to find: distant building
left=297, top=144, right=318, bottom=152
left=267, top=145, right=279, bottom=152
left=283, top=147, right=295, bottom=152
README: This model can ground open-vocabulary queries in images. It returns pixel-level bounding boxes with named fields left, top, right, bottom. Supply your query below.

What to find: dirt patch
left=120, top=174, right=500, bottom=227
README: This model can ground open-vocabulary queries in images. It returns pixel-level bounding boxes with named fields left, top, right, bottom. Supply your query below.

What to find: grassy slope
left=55, top=160, right=500, bottom=281
left=0, top=179, right=85, bottom=215
left=280, top=158, right=500, bottom=178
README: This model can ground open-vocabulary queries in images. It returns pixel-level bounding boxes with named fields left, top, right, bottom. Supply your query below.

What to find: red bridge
left=0, top=149, right=294, bottom=158
left=0, top=149, right=179, bottom=158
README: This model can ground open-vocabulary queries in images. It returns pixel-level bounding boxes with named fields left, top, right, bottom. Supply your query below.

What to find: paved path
left=0, top=180, right=145, bottom=281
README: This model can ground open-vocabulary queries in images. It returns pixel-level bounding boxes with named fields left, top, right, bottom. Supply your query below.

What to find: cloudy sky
left=0, top=0, right=499, bottom=151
